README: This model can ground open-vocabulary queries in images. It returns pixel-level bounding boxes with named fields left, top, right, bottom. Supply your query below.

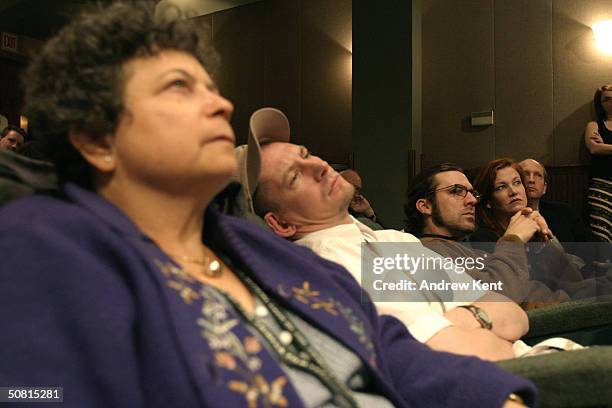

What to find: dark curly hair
left=403, top=163, right=464, bottom=234
left=23, top=1, right=219, bottom=189
left=1, top=125, right=27, bottom=140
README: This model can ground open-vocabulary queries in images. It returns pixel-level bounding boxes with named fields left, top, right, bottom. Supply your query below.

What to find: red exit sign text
left=1, top=33, right=18, bottom=52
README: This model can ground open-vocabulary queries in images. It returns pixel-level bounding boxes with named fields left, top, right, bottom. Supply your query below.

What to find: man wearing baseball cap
left=234, top=107, right=529, bottom=362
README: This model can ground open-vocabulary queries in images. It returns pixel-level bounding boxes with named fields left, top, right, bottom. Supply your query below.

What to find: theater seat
left=523, top=296, right=612, bottom=346
left=0, top=150, right=57, bottom=205
left=498, top=347, right=612, bottom=407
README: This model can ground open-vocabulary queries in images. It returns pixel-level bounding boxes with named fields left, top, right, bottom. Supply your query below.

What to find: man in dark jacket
left=518, top=158, right=609, bottom=268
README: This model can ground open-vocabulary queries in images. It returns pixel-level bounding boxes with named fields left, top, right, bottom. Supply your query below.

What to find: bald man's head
left=518, top=159, right=547, bottom=205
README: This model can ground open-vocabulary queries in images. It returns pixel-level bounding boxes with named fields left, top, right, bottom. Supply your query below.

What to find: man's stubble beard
left=340, top=183, right=356, bottom=215
left=431, top=200, right=475, bottom=238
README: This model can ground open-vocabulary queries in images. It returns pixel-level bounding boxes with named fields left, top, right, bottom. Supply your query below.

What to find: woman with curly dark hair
left=584, top=85, right=612, bottom=243
left=0, top=2, right=535, bottom=407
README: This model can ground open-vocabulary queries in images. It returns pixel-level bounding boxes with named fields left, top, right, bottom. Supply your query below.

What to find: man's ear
left=542, top=181, right=548, bottom=195
left=263, top=212, right=297, bottom=238
left=415, top=198, right=432, bottom=216
left=69, top=130, right=116, bottom=173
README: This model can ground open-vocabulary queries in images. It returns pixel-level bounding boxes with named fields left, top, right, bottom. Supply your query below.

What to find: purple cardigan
left=0, top=183, right=536, bottom=407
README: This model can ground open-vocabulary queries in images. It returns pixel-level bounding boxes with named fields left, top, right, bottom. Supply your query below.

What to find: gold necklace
left=168, top=252, right=224, bottom=278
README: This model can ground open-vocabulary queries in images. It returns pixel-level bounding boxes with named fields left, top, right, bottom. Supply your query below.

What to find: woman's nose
left=213, top=93, right=234, bottom=120
left=202, top=89, right=234, bottom=120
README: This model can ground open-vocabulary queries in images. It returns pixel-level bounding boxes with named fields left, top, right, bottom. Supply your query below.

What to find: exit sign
left=1, top=32, right=18, bottom=52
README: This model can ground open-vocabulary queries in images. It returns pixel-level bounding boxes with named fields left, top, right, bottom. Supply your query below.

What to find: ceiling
left=0, top=0, right=263, bottom=41
left=0, top=0, right=109, bottom=41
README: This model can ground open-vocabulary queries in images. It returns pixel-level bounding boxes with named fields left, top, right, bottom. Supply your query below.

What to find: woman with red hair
left=470, top=158, right=587, bottom=295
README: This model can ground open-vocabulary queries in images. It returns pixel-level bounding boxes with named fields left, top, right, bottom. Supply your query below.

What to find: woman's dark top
left=592, top=120, right=612, bottom=180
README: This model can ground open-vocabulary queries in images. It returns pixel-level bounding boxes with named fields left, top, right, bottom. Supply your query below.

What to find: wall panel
left=354, top=0, right=412, bottom=228
left=211, top=0, right=350, bottom=164
left=0, top=57, right=24, bottom=126
left=301, top=0, right=352, bottom=164
left=553, top=0, right=612, bottom=165
left=261, top=0, right=301, bottom=145
left=423, top=0, right=612, bottom=168
left=422, top=0, right=495, bottom=169
left=494, top=0, right=553, bottom=163
left=212, top=5, right=266, bottom=144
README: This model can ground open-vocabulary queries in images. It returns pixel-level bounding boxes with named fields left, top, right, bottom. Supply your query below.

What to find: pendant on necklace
left=204, top=259, right=222, bottom=278
left=279, top=331, right=293, bottom=346
left=255, top=305, right=269, bottom=318
left=169, top=253, right=224, bottom=278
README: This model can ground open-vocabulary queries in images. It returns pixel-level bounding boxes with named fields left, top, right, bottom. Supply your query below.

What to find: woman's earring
left=103, top=156, right=113, bottom=164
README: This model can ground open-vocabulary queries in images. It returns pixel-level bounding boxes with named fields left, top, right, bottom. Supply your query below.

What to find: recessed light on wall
left=20, top=115, right=28, bottom=132
left=592, top=20, right=612, bottom=54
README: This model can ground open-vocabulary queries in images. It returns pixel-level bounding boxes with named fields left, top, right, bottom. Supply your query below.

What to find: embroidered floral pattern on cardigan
left=278, top=281, right=376, bottom=367
left=155, top=260, right=201, bottom=304
left=155, top=259, right=289, bottom=407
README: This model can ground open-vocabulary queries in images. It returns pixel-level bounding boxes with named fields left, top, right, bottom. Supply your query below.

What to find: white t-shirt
left=295, top=217, right=481, bottom=342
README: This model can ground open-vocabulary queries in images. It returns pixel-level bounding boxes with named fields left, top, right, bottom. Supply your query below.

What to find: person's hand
left=527, top=210, right=553, bottom=241
left=504, top=209, right=539, bottom=243
left=350, top=194, right=375, bottom=218
left=589, top=130, right=604, bottom=144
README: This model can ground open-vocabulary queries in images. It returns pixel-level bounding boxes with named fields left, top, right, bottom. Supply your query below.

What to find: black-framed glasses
left=427, top=184, right=481, bottom=201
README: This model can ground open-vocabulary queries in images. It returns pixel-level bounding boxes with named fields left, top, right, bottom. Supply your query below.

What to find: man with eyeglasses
left=236, top=109, right=530, bottom=361
left=404, top=163, right=570, bottom=307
